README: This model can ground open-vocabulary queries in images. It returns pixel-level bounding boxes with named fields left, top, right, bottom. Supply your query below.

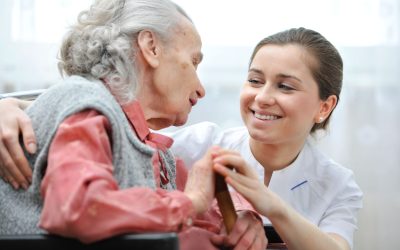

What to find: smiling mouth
left=253, top=111, right=282, bottom=121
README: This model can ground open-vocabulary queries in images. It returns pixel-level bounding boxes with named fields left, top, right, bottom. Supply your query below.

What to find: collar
left=122, top=100, right=173, bottom=150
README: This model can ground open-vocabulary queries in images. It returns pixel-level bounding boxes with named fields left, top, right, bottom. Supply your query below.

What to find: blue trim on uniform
left=291, top=180, right=308, bottom=190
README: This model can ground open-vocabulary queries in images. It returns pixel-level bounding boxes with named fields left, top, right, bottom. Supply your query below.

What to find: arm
left=213, top=149, right=351, bottom=250
left=40, top=110, right=215, bottom=243
left=0, top=98, right=35, bottom=189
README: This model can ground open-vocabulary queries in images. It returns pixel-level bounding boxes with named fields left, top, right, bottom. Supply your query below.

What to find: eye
left=192, top=59, right=200, bottom=70
left=278, top=83, right=295, bottom=91
left=248, top=78, right=264, bottom=86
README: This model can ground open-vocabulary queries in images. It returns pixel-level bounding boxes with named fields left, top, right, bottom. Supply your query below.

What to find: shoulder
left=29, top=76, right=120, bottom=117
left=166, top=122, right=223, bottom=169
left=39, top=76, right=113, bottom=103
left=218, top=126, right=249, bottom=150
left=168, top=121, right=222, bottom=146
left=305, top=141, right=352, bottom=181
left=302, top=141, right=362, bottom=201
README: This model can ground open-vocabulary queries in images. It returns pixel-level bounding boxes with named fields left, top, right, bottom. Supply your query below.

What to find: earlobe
left=316, top=95, right=337, bottom=123
left=137, top=30, right=160, bottom=68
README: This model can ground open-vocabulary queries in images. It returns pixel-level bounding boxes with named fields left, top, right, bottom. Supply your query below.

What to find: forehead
left=171, top=16, right=202, bottom=54
left=252, top=44, right=316, bottom=75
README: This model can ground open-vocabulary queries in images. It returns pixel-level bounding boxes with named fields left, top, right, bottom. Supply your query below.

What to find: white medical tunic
left=167, top=122, right=363, bottom=249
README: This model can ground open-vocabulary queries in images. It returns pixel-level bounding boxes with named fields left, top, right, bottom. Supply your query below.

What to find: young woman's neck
left=249, top=138, right=306, bottom=186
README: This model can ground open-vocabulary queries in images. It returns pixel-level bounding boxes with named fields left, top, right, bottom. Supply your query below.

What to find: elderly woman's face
left=141, top=17, right=205, bottom=130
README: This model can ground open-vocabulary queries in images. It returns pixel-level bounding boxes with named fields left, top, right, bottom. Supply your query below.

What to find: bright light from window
left=10, top=0, right=399, bottom=46
left=12, top=0, right=92, bottom=43
left=175, top=0, right=399, bottom=47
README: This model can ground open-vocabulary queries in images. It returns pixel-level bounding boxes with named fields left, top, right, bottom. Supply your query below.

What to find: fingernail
left=12, top=181, right=19, bottom=190
left=28, top=175, right=32, bottom=184
left=22, top=183, right=29, bottom=190
left=27, top=143, right=37, bottom=153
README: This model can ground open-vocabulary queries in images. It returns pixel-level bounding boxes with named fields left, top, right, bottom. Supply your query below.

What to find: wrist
left=184, top=192, right=202, bottom=214
left=265, top=192, right=289, bottom=223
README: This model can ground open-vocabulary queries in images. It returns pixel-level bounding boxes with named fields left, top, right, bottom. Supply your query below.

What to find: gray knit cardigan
left=0, top=76, right=177, bottom=234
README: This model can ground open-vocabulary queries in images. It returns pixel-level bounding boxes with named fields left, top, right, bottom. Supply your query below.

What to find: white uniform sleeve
left=319, top=172, right=363, bottom=249
left=164, top=122, right=223, bottom=169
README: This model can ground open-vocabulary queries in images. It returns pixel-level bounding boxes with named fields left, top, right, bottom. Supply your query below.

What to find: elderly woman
left=0, top=0, right=266, bottom=249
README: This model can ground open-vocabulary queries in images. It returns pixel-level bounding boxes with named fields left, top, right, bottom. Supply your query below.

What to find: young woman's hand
left=212, top=148, right=282, bottom=218
left=0, top=98, right=35, bottom=189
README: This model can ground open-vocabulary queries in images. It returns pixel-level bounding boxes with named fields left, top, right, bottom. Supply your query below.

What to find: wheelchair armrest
left=0, top=232, right=179, bottom=250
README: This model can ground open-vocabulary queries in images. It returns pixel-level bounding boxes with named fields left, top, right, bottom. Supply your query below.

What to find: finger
left=4, top=131, right=32, bottom=184
left=18, top=116, right=37, bottom=154
left=214, top=165, right=260, bottom=205
left=213, top=147, right=241, bottom=158
left=0, top=163, right=5, bottom=182
left=234, top=213, right=266, bottom=250
left=2, top=166, right=19, bottom=189
left=0, top=140, right=29, bottom=189
left=214, top=163, right=258, bottom=190
left=233, top=225, right=256, bottom=250
left=224, top=215, right=250, bottom=247
left=210, top=234, right=225, bottom=247
left=247, top=225, right=267, bottom=250
left=213, top=154, right=258, bottom=179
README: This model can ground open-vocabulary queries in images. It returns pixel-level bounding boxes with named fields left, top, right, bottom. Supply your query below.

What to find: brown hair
left=249, top=27, right=343, bottom=133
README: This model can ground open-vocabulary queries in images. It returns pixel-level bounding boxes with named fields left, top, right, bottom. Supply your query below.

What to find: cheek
left=239, top=86, right=253, bottom=104
left=284, top=96, right=318, bottom=121
left=239, top=91, right=249, bottom=112
left=181, top=62, right=189, bottom=69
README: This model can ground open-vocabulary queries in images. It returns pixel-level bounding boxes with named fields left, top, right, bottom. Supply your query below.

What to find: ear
left=137, top=30, right=160, bottom=68
left=314, top=95, right=337, bottom=123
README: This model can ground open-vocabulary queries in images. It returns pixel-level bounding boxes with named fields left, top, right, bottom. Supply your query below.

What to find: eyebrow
left=277, top=73, right=302, bottom=83
left=248, top=68, right=263, bottom=74
left=248, top=68, right=302, bottom=83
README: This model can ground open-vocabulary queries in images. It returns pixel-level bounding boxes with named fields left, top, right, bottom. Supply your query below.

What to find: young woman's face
left=240, top=44, right=324, bottom=145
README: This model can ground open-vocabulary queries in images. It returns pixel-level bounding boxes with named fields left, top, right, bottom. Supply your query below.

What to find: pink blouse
left=39, top=101, right=198, bottom=242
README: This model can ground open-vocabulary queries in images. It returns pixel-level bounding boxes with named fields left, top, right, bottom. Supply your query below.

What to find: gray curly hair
left=58, top=0, right=192, bottom=104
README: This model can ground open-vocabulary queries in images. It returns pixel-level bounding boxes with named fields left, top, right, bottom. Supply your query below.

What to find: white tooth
left=255, top=113, right=278, bottom=120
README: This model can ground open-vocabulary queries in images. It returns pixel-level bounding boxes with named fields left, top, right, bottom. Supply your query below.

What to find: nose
left=254, top=84, right=275, bottom=106
left=196, top=80, right=206, bottom=99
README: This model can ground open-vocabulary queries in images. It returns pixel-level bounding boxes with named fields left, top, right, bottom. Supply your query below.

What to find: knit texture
left=0, top=76, right=177, bottom=234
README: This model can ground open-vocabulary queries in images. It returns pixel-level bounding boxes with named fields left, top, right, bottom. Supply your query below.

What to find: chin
left=174, top=120, right=187, bottom=127
left=173, top=115, right=188, bottom=127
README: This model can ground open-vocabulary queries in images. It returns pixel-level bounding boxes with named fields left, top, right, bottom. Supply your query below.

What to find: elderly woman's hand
left=0, top=98, right=35, bottom=189
left=184, top=146, right=218, bottom=214
left=211, top=210, right=268, bottom=250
